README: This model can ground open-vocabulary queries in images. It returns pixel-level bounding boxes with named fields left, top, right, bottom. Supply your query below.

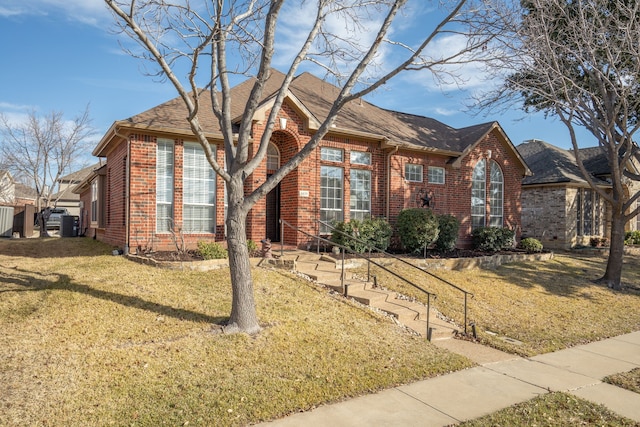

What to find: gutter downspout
left=386, top=145, right=399, bottom=219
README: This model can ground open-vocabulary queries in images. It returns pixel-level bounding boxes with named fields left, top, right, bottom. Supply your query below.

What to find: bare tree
left=105, top=0, right=501, bottom=334
left=477, top=0, right=640, bottom=290
left=0, top=108, right=94, bottom=237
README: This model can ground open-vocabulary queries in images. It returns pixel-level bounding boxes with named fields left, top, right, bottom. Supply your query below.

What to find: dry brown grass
left=604, top=368, right=640, bottom=394
left=0, top=238, right=472, bottom=426
left=357, top=251, right=640, bottom=356
left=458, top=392, right=639, bottom=426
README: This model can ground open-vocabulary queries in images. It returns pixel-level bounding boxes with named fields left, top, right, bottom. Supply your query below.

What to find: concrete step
left=288, top=250, right=461, bottom=340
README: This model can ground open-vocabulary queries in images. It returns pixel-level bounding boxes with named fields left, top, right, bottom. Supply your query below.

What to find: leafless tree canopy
left=0, top=108, right=94, bottom=236
left=479, top=0, right=640, bottom=288
left=105, top=0, right=504, bottom=333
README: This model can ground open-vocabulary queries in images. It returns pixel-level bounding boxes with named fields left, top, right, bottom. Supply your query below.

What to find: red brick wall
left=87, top=101, right=523, bottom=252
left=387, top=129, right=523, bottom=248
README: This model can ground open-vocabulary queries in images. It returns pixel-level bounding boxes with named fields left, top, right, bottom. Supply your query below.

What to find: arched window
left=267, top=143, right=280, bottom=172
left=471, top=159, right=486, bottom=230
left=489, top=160, right=504, bottom=227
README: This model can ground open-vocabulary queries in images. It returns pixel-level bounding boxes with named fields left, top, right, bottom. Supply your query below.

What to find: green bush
left=472, top=227, right=515, bottom=252
left=519, top=237, right=543, bottom=253
left=434, top=214, right=459, bottom=252
left=625, top=230, right=640, bottom=245
left=396, top=208, right=439, bottom=253
left=247, top=239, right=258, bottom=252
left=197, top=241, right=228, bottom=259
left=330, top=217, right=392, bottom=253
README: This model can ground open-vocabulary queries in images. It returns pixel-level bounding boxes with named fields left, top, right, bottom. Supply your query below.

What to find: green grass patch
left=0, top=238, right=471, bottom=426
left=458, top=392, right=639, bottom=426
left=356, top=252, right=640, bottom=356
left=604, top=368, right=640, bottom=394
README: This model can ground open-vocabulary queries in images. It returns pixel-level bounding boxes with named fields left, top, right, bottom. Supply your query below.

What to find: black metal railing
left=279, top=219, right=437, bottom=340
left=280, top=220, right=474, bottom=335
left=315, top=219, right=474, bottom=335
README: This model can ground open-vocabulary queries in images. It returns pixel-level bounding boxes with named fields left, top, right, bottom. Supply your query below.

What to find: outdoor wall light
left=279, top=118, right=287, bottom=129
left=486, top=149, right=492, bottom=159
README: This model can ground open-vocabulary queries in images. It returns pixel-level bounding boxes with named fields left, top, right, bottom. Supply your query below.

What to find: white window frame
left=428, top=166, right=445, bottom=184
left=156, top=139, right=174, bottom=233
left=321, top=147, right=343, bottom=162
left=183, top=142, right=216, bottom=234
left=267, top=143, right=280, bottom=171
left=405, top=164, right=423, bottom=182
left=320, top=165, right=343, bottom=233
left=471, top=159, right=486, bottom=230
left=350, top=151, right=371, bottom=165
left=350, top=169, right=371, bottom=221
left=91, top=179, right=98, bottom=223
left=489, top=161, right=503, bottom=227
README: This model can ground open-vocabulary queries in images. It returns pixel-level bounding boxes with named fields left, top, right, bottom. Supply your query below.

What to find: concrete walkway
left=258, top=331, right=640, bottom=426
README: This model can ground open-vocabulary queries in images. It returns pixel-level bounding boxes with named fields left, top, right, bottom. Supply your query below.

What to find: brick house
left=75, top=71, right=530, bottom=252
left=518, top=139, right=640, bottom=249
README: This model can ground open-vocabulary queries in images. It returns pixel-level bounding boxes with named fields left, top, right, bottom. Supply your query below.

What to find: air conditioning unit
left=0, top=206, right=14, bottom=237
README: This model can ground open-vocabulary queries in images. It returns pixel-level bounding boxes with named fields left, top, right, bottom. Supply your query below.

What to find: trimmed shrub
left=519, top=237, right=543, bottom=253
left=434, top=214, right=459, bottom=252
left=590, top=237, right=608, bottom=247
left=472, top=227, right=515, bottom=252
left=330, top=217, right=392, bottom=253
left=625, top=230, right=640, bottom=245
left=197, top=241, right=228, bottom=259
left=396, top=208, right=439, bottom=253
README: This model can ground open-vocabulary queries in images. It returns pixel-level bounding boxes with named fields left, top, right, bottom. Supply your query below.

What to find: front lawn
left=0, top=238, right=471, bottom=426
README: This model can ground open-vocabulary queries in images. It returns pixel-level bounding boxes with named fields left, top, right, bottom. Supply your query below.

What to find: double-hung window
left=91, top=180, right=98, bottom=223
left=183, top=142, right=216, bottom=233
left=405, top=164, right=423, bottom=182
left=320, top=147, right=344, bottom=233
left=350, top=169, right=371, bottom=221
left=471, top=159, right=486, bottom=230
left=489, top=162, right=504, bottom=227
left=428, top=166, right=445, bottom=184
left=156, top=139, right=174, bottom=232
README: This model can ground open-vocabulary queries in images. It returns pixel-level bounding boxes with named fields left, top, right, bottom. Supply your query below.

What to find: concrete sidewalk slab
left=432, top=338, right=520, bottom=365
left=486, top=358, right=600, bottom=392
left=571, top=382, right=640, bottom=422
left=259, top=387, right=458, bottom=426
left=397, top=366, right=545, bottom=422
left=576, top=336, right=640, bottom=366
left=614, top=331, right=640, bottom=346
left=531, top=347, right=639, bottom=379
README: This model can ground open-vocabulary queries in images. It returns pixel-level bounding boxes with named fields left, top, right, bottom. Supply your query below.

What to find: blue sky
left=0, top=0, right=598, bottom=160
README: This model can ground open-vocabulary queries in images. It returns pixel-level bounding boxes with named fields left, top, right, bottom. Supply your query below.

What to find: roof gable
left=95, top=70, right=527, bottom=172
left=517, top=139, right=611, bottom=186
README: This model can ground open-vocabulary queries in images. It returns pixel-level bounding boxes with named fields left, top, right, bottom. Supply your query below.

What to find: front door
left=266, top=181, right=281, bottom=242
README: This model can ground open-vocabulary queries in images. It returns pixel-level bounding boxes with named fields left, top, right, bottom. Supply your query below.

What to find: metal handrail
left=316, top=219, right=474, bottom=335
left=279, top=218, right=436, bottom=340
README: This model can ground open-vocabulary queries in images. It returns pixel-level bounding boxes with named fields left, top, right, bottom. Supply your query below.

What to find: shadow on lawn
left=0, top=237, right=113, bottom=259
left=490, top=252, right=640, bottom=297
left=0, top=266, right=228, bottom=325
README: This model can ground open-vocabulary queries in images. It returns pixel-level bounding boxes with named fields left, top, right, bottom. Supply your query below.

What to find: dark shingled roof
left=123, top=70, right=499, bottom=154
left=517, top=139, right=610, bottom=186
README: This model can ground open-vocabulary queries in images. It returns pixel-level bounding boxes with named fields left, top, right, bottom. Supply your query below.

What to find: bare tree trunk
left=599, top=210, right=625, bottom=290
left=224, top=180, right=260, bottom=335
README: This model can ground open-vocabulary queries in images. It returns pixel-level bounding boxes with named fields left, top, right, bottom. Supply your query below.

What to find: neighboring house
left=0, top=170, right=15, bottom=205
left=76, top=71, right=530, bottom=252
left=14, top=183, right=37, bottom=207
left=517, top=139, right=640, bottom=249
left=52, top=163, right=102, bottom=216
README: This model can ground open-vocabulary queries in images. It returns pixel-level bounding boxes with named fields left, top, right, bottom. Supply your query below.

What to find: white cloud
left=0, top=0, right=108, bottom=26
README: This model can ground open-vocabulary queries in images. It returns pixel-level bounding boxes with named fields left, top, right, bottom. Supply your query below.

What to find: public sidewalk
left=258, top=332, right=640, bottom=426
